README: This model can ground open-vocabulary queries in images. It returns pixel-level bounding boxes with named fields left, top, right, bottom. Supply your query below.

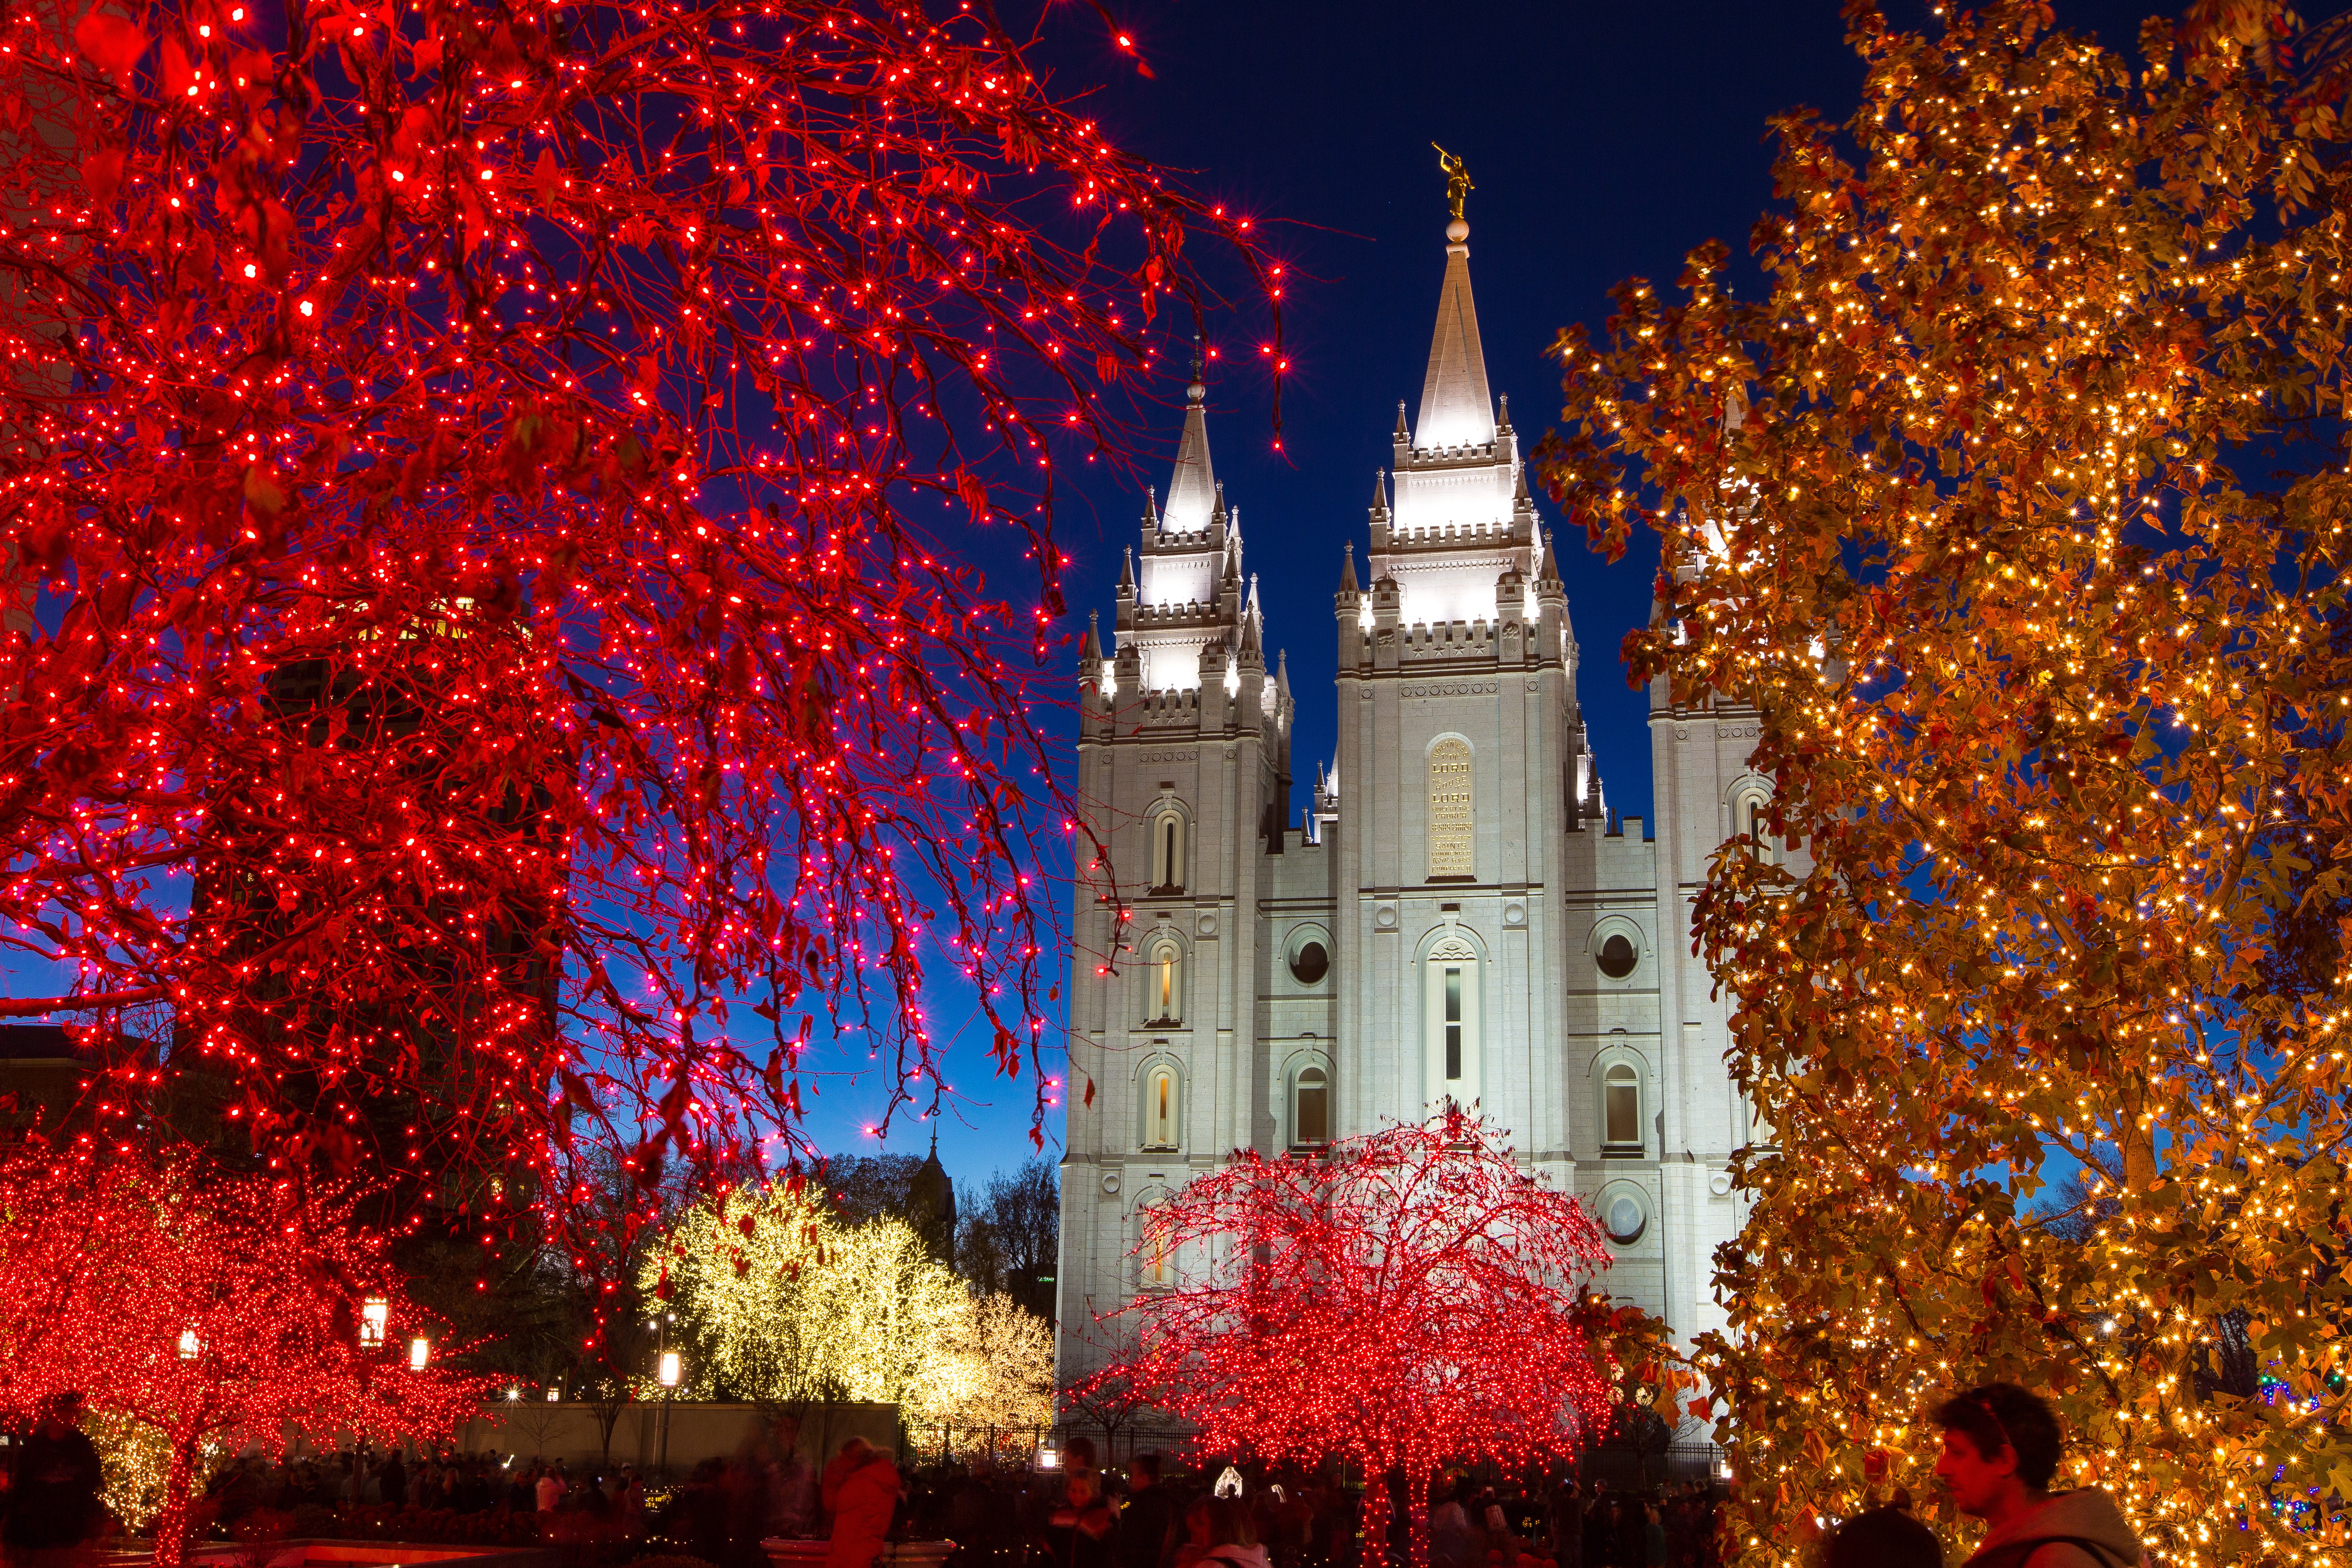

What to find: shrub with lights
left=1537, top=2, right=2352, bottom=1562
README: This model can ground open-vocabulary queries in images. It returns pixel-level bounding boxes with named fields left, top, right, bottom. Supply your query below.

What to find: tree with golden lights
left=1538, top=3, right=2352, bottom=1563
left=931, top=1290, right=1055, bottom=1437
left=644, top=1179, right=1049, bottom=1432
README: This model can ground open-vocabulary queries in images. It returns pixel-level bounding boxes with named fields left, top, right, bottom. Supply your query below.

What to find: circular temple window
left=1604, top=1192, right=1647, bottom=1246
left=1289, top=940, right=1330, bottom=985
left=1597, top=932, right=1638, bottom=979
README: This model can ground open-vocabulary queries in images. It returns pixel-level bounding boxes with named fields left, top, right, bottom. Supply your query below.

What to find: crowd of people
left=0, top=1381, right=2144, bottom=1568
left=199, top=1450, right=644, bottom=1520
left=987, top=1439, right=1711, bottom=1568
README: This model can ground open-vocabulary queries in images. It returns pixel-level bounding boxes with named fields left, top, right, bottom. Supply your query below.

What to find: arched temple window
left=1424, top=936, right=1481, bottom=1104
left=1149, top=808, right=1187, bottom=893
left=1291, top=1064, right=1330, bottom=1148
left=1603, top=1062, right=1642, bottom=1153
left=1138, top=1194, right=1174, bottom=1288
left=1144, top=939, right=1183, bottom=1025
left=1730, top=783, right=1779, bottom=864
left=1142, top=1062, right=1181, bottom=1151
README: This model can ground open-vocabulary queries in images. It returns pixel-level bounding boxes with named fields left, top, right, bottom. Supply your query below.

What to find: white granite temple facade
left=1054, top=215, right=1765, bottom=1389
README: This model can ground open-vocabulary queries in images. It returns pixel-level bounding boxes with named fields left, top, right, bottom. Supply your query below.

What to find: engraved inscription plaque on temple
left=1427, top=738, right=1473, bottom=878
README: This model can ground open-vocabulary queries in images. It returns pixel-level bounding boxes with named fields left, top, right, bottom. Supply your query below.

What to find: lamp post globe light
left=409, top=1337, right=430, bottom=1373
left=359, top=1297, right=389, bottom=1348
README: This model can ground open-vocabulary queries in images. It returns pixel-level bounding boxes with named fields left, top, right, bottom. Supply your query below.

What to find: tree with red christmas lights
left=0, top=1146, right=491, bottom=1568
left=0, top=0, right=1283, bottom=1248
left=1081, top=1109, right=1627, bottom=1568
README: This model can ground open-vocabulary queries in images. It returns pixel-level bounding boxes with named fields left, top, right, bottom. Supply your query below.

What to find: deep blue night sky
left=813, top=0, right=2166, bottom=1190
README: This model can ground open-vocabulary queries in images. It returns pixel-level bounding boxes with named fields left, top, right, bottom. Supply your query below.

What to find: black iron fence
left=1581, top=1438, right=1726, bottom=1492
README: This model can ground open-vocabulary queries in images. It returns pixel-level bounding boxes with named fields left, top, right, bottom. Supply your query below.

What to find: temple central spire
left=1413, top=216, right=1496, bottom=452
left=1162, top=336, right=1218, bottom=533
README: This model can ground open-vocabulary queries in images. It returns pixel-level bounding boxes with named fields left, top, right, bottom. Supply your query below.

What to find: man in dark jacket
left=4, top=1393, right=104, bottom=1568
left=1116, top=1456, right=1177, bottom=1568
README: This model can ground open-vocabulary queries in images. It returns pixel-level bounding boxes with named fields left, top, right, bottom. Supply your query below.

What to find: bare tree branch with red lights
left=0, top=1145, right=491, bottom=1568
left=1081, top=1109, right=1626, bottom=1568
left=0, top=0, right=1283, bottom=1241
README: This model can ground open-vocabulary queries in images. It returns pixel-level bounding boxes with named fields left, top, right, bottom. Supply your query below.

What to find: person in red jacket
left=822, top=1439, right=904, bottom=1568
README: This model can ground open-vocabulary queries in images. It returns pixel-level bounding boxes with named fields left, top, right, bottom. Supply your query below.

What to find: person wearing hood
left=1193, top=1498, right=1269, bottom=1568
left=1932, top=1384, right=2144, bottom=1568
left=821, top=1438, right=903, bottom=1568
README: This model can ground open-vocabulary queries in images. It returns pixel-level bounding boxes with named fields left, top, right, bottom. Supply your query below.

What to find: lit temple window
left=1144, top=1063, right=1180, bottom=1150
left=1140, top=1204, right=1173, bottom=1288
left=1145, top=940, right=1182, bottom=1025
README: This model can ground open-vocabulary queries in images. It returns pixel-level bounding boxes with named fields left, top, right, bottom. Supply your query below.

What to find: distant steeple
left=1118, top=547, right=1135, bottom=594
left=1081, top=609, right=1101, bottom=660
left=1339, top=540, right=1359, bottom=594
left=1414, top=218, right=1496, bottom=451
left=907, top=1133, right=956, bottom=1268
left=1163, top=333, right=1217, bottom=533
left=1370, top=470, right=1389, bottom=516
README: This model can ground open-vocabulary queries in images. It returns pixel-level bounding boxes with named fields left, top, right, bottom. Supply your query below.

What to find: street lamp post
left=653, top=1313, right=679, bottom=1475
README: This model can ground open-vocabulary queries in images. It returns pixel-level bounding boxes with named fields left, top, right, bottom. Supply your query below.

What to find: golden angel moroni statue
left=1433, top=143, right=1473, bottom=223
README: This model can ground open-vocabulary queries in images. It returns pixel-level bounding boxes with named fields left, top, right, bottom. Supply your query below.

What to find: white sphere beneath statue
left=1446, top=218, right=1469, bottom=243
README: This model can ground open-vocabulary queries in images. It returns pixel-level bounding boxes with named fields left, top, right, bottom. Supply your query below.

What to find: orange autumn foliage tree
left=1539, top=3, right=2352, bottom=1563
left=0, top=0, right=1279, bottom=1247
